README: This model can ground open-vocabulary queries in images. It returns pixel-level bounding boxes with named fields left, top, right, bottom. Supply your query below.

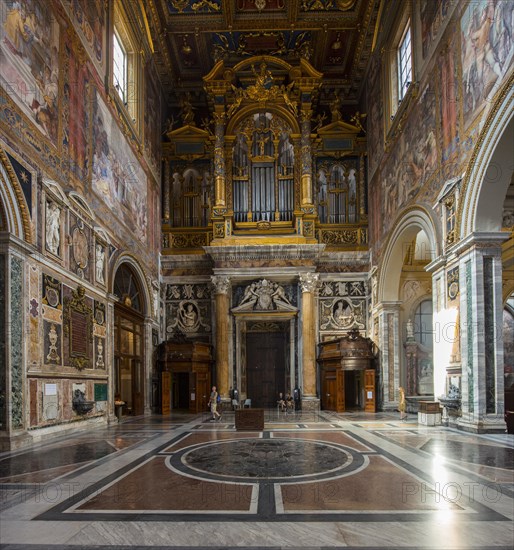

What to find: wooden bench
left=235, top=408, right=264, bottom=430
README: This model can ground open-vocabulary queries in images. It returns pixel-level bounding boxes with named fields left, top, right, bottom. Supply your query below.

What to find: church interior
left=0, top=0, right=513, bottom=548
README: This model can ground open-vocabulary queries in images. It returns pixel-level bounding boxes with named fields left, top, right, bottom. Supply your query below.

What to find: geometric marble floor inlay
left=178, top=438, right=355, bottom=480
left=1, top=411, right=513, bottom=549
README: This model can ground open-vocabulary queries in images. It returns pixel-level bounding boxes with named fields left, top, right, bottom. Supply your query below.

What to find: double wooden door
left=246, top=332, right=287, bottom=408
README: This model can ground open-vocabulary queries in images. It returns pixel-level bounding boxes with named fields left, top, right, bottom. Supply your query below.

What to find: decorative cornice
left=203, top=244, right=326, bottom=262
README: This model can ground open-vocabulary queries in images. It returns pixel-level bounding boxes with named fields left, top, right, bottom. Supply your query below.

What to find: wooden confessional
left=158, top=341, right=212, bottom=414
left=317, top=330, right=376, bottom=412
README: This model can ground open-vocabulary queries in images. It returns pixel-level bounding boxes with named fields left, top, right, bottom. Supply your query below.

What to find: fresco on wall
left=379, top=80, right=438, bottom=230
left=438, top=33, right=459, bottom=162
left=62, top=32, right=90, bottom=185
left=420, top=0, right=452, bottom=61
left=366, top=51, right=383, bottom=178
left=92, top=89, right=147, bottom=243
left=0, top=0, right=60, bottom=144
left=461, top=0, right=514, bottom=126
left=144, top=61, right=161, bottom=181
left=62, top=0, right=105, bottom=74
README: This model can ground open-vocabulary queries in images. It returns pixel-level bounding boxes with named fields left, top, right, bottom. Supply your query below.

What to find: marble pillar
left=299, top=272, right=319, bottom=409
left=377, top=302, right=401, bottom=410
left=211, top=275, right=231, bottom=399
left=457, top=234, right=507, bottom=431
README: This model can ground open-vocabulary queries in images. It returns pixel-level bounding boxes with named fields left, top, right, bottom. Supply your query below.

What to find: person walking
left=208, top=385, right=222, bottom=421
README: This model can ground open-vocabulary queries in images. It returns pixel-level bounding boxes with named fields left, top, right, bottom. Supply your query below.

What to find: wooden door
left=322, top=373, right=337, bottom=411
left=161, top=372, right=171, bottom=414
left=364, top=369, right=376, bottom=412
left=246, top=332, right=286, bottom=407
left=132, top=359, right=144, bottom=415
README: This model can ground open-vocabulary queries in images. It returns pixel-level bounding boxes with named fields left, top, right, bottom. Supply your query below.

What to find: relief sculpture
left=233, top=279, right=296, bottom=312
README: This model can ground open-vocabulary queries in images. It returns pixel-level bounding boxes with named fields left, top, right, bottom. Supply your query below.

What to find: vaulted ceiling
left=145, top=0, right=382, bottom=121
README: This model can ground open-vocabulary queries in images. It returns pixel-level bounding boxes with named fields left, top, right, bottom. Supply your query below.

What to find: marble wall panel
left=28, top=264, right=40, bottom=368
left=10, top=256, right=23, bottom=429
left=29, top=379, right=38, bottom=427
left=0, top=254, right=5, bottom=428
left=43, top=320, right=62, bottom=366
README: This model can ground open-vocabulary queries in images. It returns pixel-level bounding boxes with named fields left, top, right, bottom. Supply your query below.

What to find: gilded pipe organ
left=161, top=55, right=369, bottom=409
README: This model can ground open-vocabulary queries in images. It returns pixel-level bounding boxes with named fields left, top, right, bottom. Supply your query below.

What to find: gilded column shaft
left=300, top=114, right=313, bottom=206
left=211, top=276, right=230, bottom=398
left=163, top=160, right=171, bottom=221
left=359, top=153, right=366, bottom=218
left=214, top=116, right=226, bottom=207
left=299, top=273, right=319, bottom=397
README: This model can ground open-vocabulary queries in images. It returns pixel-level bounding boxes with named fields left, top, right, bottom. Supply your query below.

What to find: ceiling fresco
left=146, top=0, right=381, bottom=120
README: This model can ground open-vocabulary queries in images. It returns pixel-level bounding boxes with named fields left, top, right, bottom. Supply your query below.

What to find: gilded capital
left=211, top=276, right=231, bottom=294
left=299, top=273, right=320, bottom=293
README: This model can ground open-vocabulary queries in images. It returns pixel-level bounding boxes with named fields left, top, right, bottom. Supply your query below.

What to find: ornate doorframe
left=233, top=312, right=297, bottom=400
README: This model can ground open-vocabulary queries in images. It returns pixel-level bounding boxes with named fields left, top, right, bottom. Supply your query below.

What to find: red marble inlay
left=77, top=457, right=255, bottom=512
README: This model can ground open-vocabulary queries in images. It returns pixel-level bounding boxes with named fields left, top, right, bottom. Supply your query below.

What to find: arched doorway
left=376, top=208, right=439, bottom=409
left=113, top=264, right=146, bottom=416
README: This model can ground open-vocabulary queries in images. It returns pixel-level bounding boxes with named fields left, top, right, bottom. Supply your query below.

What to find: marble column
left=457, top=233, right=507, bottom=431
left=0, top=242, right=30, bottom=450
left=213, top=112, right=226, bottom=208
left=299, top=272, right=319, bottom=408
left=376, top=302, right=401, bottom=410
left=144, top=319, right=153, bottom=415
left=211, top=275, right=231, bottom=399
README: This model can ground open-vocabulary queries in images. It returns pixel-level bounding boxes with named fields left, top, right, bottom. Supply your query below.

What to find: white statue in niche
left=95, top=245, right=105, bottom=284
left=45, top=202, right=61, bottom=255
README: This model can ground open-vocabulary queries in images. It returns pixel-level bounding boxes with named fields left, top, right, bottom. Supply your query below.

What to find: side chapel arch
left=0, top=149, right=32, bottom=243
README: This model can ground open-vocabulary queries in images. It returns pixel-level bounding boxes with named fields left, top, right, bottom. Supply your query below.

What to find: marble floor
left=0, top=410, right=513, bottom=549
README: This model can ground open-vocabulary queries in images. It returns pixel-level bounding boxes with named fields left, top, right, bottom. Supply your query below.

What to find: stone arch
left=378, top=207, right=439, bottom=303
left=0, top=149, right=32, bottom=243
left=458, top=83, right=514, bottom=237
left=110, top=254, right=152, bottom=317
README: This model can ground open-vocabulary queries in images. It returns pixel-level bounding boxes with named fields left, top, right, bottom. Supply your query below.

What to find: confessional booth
left=317, top=330, right=376, bottom=412
left=157, top=341, right=213, bottom=414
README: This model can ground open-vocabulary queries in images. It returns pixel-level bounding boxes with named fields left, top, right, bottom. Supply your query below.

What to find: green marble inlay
left=10, top=257, right=23, bottom=429
left=0, top=255, right=5, bottom=429
left=466, top=261, right=474, bottom=413
left=483, top=257, right=495, bottom=413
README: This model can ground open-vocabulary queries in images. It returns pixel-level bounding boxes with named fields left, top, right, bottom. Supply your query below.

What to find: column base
left=455, top=415, right=507, bottom=433
left=0, top=431, right=32, bottom=451
left=300, top=397, right=320, bottom=412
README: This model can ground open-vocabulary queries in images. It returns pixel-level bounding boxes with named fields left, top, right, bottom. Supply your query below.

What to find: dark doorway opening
left=172, top=372, right=190, bottom=409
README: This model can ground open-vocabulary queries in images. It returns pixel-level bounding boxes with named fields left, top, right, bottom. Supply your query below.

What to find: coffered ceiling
left=145, top=0, right=382, bottom=119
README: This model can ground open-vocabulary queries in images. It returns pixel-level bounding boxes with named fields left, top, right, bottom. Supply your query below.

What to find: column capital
left=211, top=275, right=231, bottom=294
left=299, top=272, right=319, bottom=293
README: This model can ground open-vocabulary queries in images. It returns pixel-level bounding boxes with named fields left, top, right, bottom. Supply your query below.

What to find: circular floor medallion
left=168, top=438, right=364, bottom=483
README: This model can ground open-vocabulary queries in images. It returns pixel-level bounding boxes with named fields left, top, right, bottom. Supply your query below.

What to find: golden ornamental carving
left=319, top=229, right=359, bottom=244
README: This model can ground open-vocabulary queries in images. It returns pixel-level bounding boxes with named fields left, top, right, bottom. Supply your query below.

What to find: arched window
left=113, top=264, right=144, bottom=313
left=413, top=299, right=433, bottom=349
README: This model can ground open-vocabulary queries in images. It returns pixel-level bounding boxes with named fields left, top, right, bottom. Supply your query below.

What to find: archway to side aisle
left=112, top=260, right=151, bottom=417
left=376, top=208, right=439, bottom=409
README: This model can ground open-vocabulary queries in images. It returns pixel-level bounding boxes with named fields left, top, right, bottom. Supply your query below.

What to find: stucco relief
left=232, top=279, right=296, bottom=312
